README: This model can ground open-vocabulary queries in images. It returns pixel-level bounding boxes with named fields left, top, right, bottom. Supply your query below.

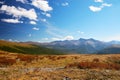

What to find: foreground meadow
left=0, top=51, right=120, bottom=80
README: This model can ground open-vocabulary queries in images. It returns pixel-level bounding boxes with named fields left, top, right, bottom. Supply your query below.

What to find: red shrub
left=65, top=62, right=79, bottom=68
left=16, top=55, right=35, bottom=62
left=65, top=61, right=120, bottom=70
left=0, top=57, right=16, bottom=66
left=92, top=58, right=100, bottom=63
left=56, top=56, right=66, bottom=60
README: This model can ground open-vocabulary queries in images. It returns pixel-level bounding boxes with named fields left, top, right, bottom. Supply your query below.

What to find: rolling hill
left=0, top=40, right=62, bottom=55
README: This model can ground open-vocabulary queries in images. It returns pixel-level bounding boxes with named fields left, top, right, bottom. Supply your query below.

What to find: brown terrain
left=0, top=51, right=120, bottom=80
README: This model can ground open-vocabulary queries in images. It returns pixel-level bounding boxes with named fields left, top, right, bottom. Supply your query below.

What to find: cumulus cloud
left=64, top=36, right=74, bottom=40
left=1, top=18, right=23, bottom=23
left=89, top=6, right=102, bottom=12
left=45, top=13, right=51, bottom=17
left=30, top=21, right=36, bottom=25
left=0, top=5, right=37, bottom=21
left=16, top=0, right=28, bottom=4
left=94, top=0, right=103, bottom=3
left=32, top=0, right=53, bottom=12
left=89, top=3, right=112, bottom=12
left=90, top=0, right=112, bottom=12
left=62, top=2, right=69, bottom=6
left=0, top=1, right=4, bottom=4
left=32, top=27, right=39, bottom=30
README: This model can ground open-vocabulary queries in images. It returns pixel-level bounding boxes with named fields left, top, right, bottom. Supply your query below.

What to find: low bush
left=65, top=61, right=120, bottom=70
left=0, top=57, right=16, bottom=66
left=16, top=55, right=35, bottom=62
left=107, top=56, right=120, bottom=64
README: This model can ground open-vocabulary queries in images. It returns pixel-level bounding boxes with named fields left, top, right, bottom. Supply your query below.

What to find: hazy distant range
left=0, top=38, right=120, bottom=54
left=25, top=38, right=120, bottom=54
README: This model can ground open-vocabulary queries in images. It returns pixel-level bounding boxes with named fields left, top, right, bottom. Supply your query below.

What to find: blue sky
left=0, top=0, right=120, bottom=42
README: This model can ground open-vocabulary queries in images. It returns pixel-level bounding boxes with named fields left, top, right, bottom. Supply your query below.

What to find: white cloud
left=64, top=36, right=74, bottom=40
left=0, top=1, right=4, bottom=4
left=62, top=2, right=69, bottom=6
left=41, top=18, right=46, bottom=22
left=89, top=6, right=102, bottom=12
left=32, top=27, right=39, bottom=30
left=32, top=0, right=53, bottom=12
left=90, top=0, right=112, bottom=12
left=51, top=35, right=74, bottom=41
left=94, top=0, right=103, bottom=3
left=30, top=21, right=36, bottom=25
left=0, top=5, right=37, bottom=21
left=16, top=0, right=28, bottom=4
left=1, top=18, right=23, bottom=23
left=101, top=3, right=112, bottom=7
left=42, top=12, right=51, bottom=17
left=46, top=13, right=51, bottom=17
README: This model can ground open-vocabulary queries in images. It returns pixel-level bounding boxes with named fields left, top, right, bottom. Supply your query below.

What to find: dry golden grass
left=0, top=40, right=33, bottom=48
left=0, top=51, right=120, bottom=80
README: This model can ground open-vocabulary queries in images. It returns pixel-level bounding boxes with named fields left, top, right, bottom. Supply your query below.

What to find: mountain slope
left=97, top=45, right=120, bottom=54
left=0, top=40, right=62, bottom=55
left=41, top=38, right=108, bottom=54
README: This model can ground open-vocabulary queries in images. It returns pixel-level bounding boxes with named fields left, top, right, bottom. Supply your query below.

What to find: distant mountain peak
left=79, top=38, right=86, bottom=40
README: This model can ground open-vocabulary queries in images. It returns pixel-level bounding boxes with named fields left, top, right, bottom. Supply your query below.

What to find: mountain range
left=0, top=38, right=120, bottom=54
left=40, top=38, right=120, bottom=54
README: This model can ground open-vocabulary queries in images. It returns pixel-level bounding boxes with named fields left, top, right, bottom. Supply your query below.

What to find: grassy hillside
left=0, top=40, right=62, bottom=55
left=97, top=46, right=120, bottom=54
